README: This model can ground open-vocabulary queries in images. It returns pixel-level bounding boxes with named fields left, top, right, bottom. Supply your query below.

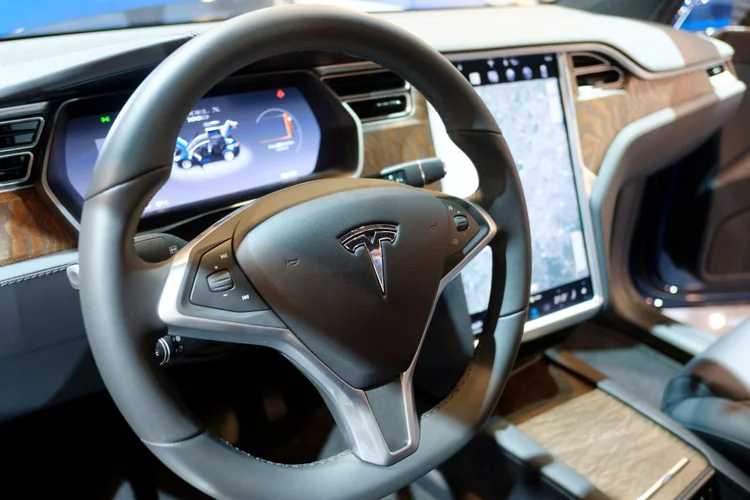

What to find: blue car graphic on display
left=173, top=119, right=240, bottom=169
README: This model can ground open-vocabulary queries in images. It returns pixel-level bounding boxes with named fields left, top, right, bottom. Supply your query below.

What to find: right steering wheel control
left=453, top=215, right=470, bottom=232
left=440, top=197, right=485, bottom=275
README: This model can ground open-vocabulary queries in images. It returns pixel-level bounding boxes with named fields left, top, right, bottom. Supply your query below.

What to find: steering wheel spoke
left=273, top=332, right=422, bottom=466
left=158, top=218, right=288, bottom=344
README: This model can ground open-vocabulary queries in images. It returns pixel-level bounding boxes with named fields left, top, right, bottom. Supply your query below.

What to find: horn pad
left=235, top=183, right=451, bottom=389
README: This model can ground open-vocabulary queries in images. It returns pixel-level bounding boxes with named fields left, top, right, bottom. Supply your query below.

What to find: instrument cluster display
left=63, top=87, right=321, bottom=216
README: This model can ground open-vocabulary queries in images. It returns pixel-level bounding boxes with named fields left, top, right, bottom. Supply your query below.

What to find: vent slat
left=0, top=152, right=32, bottom=185
left=570, top=52, right=625, bottom=91
left=0, top=117, right=43, bottom=153
left=576, top=70, right=623, bottom=88
left=707, top=64, right=726, bottom=77
left=322, top=69, right=411, bottom=123
left=571, top=53, right=609, bottom=68
left=348, top=95, right=409, bottom=121
left=324, top=70, right=407, bottom=98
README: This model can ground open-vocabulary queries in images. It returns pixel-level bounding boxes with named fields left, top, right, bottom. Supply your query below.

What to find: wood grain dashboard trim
left=361, top=92, right=435, bottom=177
left=0, top=188, right=76, bottom=267
left=573, top=66, right=715, bottom=176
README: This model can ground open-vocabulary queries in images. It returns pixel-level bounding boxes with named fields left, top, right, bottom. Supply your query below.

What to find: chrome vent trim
left=0, top=152, right=33, bottom=188
left=570, top=51, right=625, bottom=91
left=320, top=69, right=414, bottom=124
left=707, top=64, right=727, bottom=77
left=0, top=105, right=46, bottom=191
left=0, top=117, right=44, bottom=154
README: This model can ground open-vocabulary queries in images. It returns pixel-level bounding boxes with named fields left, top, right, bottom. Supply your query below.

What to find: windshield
left=0, top=0, right=695, bottom=40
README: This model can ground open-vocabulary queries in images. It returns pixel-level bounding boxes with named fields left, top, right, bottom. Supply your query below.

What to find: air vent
left=707, top=64, right=726, bottom=77
left=0, top=152, right=32, bottom=186
left=0, top=117, right=43, bottom=153
left=324, top=70, right=408, bottom=98
left=570, top=52, right=625, bottom=91
left=322, top=69, right=412, bottom=123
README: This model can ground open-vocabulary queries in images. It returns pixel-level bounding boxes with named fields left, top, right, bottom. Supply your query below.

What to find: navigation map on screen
left=428, top=53, right=593, bottom=324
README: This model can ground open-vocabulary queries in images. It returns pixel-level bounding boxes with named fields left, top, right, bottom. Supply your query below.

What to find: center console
left=491, top=358, right=716, bottom=500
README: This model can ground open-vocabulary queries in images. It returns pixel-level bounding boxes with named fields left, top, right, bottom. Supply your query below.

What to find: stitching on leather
left=217, top=437, right=352, bottom=468
left=0, top=264, right=69, bottom=287
left=424, top=344, right=478, bottom=418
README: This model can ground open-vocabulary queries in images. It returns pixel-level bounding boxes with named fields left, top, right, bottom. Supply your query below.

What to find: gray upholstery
left=662, top=319, right=750, bottom=473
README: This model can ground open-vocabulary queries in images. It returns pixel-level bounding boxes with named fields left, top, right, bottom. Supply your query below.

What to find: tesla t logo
left=338, top=223, right=398, bottom=295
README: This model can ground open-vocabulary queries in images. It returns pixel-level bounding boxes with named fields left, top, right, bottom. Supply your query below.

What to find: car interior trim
left=0, top=117, right=44, bottom=153
left=0, top=249, right=77, bottom=287
left=490, top=419, right=609, bottom=499
left=599, top=380, right=750, bottom=494
left=317, top=41, right=731, bottom=84
left=0, top=102, right=48, bottom=120
left=0, top=188, right=77, bottom=266
left=374, top=6, right=730, bottom=73
left=0, top=151, right=33, bottom=189
left=590, top=78, right=745, bottom=318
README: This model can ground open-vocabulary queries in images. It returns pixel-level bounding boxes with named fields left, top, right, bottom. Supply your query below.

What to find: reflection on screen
left=428, top=53, right=593, bottom=323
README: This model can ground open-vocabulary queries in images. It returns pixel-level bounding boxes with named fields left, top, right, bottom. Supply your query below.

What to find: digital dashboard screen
left=62, top=87, right=321, bottom=215
left=428, top=53, right=593, bottom=328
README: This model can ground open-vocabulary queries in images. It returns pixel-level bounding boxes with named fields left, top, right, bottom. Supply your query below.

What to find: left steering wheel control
left=189, top=240, right=268, bottom=312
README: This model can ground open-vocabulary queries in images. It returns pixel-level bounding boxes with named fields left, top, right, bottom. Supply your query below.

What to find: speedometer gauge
left=256, top=108, right=303, bottom=154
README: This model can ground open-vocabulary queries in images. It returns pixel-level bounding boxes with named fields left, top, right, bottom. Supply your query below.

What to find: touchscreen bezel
left=43, top=70, right=362, bottom=232
left=437, top=49, right=604, bottom=341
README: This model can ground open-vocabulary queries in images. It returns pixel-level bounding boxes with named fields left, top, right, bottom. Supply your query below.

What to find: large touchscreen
left=62, top=87, right=321, bottom=215
left=428, top=53, right=593, bottom=329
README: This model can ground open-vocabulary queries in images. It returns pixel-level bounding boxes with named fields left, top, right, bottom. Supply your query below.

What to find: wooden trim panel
left=518, top=390, right=709, bottom=500
left=574, top=69, right=715, bottom=175
left=0, top=188, right=76, bottom=266
left=496, top=357, right=594, bottom=425
left=497, top=360, right=710, bottom=500
left=361, top=93, right=435, bottom=177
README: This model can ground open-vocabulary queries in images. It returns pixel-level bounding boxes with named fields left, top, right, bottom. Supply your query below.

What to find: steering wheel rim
left=78, top=5, right=531, bottom=499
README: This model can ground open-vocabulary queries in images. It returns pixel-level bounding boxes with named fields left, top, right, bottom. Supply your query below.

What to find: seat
left=662, top=319, right=750, bottom=474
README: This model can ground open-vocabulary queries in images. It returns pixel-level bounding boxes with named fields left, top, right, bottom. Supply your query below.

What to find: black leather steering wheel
left=78, top=5, right=531, bottom=499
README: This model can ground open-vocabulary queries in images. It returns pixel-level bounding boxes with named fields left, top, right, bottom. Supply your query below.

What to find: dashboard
left=41, top=48, right=601, bottom=336
left=0, top=4, right=744, bottom=421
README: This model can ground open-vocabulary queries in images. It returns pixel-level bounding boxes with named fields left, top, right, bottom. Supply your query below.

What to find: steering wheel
left=78, top=5, right=530, bottom=499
